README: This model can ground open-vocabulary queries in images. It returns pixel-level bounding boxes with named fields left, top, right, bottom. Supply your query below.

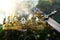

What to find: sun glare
left=0, top=0, right=38, bottom=24
left=0, top=0, right=17, bottom=24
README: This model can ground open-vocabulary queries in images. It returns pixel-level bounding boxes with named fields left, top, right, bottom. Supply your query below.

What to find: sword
left=34, top=7, right=60, bottom=32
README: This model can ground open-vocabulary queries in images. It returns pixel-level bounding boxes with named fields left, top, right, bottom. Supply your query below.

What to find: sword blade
left=47, top=18, right=60, bottom=32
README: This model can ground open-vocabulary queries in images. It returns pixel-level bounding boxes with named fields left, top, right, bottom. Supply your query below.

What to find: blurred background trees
left=36, top=0, right=60, bottom=14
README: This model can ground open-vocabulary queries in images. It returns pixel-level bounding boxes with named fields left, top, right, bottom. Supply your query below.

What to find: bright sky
left=0, top=0, right=38, bottom=24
